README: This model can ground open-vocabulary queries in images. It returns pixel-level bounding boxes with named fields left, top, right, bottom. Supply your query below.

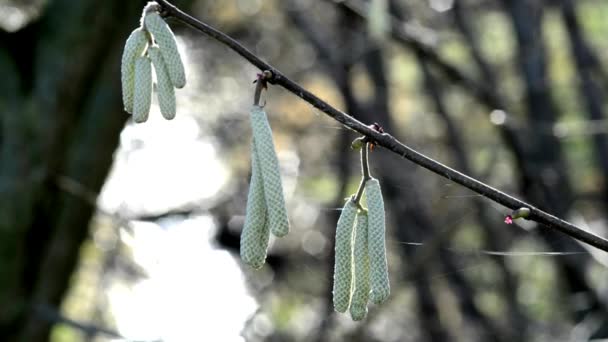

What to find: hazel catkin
left=148, top=46, right=176, bottom=120
left=132, top=56, right=153, bottom=123
left=144, top=12, right=186, bottom=88
left=240, top=144, right=270, bottom=269
left=350, top=212, right=371, bottom=320
left=333, top=199, right=358, bottom=313
left=366, top=178, right=390, bottom=304
left=121, top=28, right=148, bottom=114
left=250, top=105, right=290, bottom=238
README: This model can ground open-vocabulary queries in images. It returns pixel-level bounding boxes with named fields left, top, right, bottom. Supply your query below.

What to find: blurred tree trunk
left=502, top=0, right=608, bottom=333
left=560, top=0, right=608, bottom=210
left=354, top=11, right=452, bottom=339
left=559, top=1, right=608, bottom=336
left=416, top=52, right=526, bottom=341
left=0, top=1, right=192, bottom=341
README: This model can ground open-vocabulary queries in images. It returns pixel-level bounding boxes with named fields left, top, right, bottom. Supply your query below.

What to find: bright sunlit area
left=100, top=118, right=257, bottom=341
left=58, top=27, right=267, bottom=341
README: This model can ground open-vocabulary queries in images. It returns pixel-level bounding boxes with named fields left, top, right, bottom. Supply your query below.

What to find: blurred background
left=2, top=0, right=608, bottom=341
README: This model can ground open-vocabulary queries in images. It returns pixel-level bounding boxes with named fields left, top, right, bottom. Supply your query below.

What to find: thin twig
left=152, top=0, right=608, bottom=252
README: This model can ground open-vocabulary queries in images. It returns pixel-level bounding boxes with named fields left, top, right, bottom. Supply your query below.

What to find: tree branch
left=153, top=0, right=608, bottom=252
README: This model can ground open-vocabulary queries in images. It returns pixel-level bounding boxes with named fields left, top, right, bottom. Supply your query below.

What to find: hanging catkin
left=144, top=12, right=186, bottom=88
left=240, top=144, right=270, bottom=269
left=366, top=178, right=390, bottom=304
left=333, top=199, right=358, bottom=313
left=249, top=105, right=290, bottom=237
left=121, top=28, right=148, bottom=114
left=133, top=56, right=153, bottom=123
left=148, top=46, right=176, bottom=120
left=350, top=212, right=371, bottom=321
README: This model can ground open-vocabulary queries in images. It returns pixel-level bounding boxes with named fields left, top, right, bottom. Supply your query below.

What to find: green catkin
left=333, top=199, right=358, bottom=313
left=144, top=12, right=186, bottom=88
left=350, top=212, right=371, bottom=321
left=133, top=56, right=152, bottom=123
left=250, top=105, right=290, bottom=237
left=366, top=178, right=390, bottom=304
left=240, top=144, right=270, bottom=269
left=148, top=46, right=176, bottom=120
left=121, top=28, right=148, bottom=114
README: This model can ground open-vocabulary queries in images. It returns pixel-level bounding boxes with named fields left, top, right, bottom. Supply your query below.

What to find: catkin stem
left=253, top=70, right=272, bottom=106
left=361, top=142, right=371, bottom=180
left=353, top=143, right=371, bottom=207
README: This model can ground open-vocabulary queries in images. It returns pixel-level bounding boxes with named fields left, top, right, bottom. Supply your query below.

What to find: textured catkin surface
left=333, top=199, right=357, bottom=313
left=148, top=46, right=176, bottom=120
left=121, top=28, right=148, bottom=114
left=366, top=179, right=390, bottom=304
left=250, top=106, right=289, bottom=237
left=144, top=12, right=186, bottom=88
left=240, top=144, right=270, bottom=269
left=350, top=212, right=370, bottom=321
left=133, top=56, right=152, bottom=123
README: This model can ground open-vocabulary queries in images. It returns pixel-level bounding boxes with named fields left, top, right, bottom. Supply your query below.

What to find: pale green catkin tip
left=133, top=56, right=152, bottom=123
left=350, top=212, right=370, bottom=321
left=366, top=179, right=390, bottom=305
left=333, top=199, right=358, bottom=313
left=144, top=12, right=186, bottom=88
left=250, top=106, right=290, bottom=238
left=350, top=303, right=368, bottom=321
left=121, top=28, right=148, bottom=114
left=240, top=144, right=270, bottom=269
left=148, top=46, right=176, bottom=120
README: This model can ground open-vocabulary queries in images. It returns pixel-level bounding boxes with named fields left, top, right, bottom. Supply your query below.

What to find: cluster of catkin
left=334, top=178, right=390, bottom=320
left=239, top=105, right=290, bottom=269
left=121, top=2, right=186, bottom=123
left=120, top=2, right=390, bottom=322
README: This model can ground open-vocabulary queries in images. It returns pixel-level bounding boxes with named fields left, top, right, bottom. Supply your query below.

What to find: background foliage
left=2, top=0, right=608, bottom=341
